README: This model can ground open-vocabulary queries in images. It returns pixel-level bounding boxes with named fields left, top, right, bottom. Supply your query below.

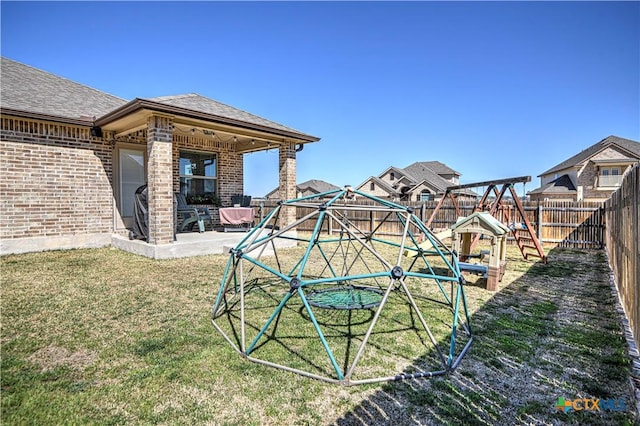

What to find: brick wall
left=279, top=142, right=297, bottom=226
left=216, top=150, right=244, bottom=206
left=578, top=162, right=601, bottom=201
left=529, top=192, right=576, bottom=202
left=0, top=117, right=113, bottom=246
left=0, top=114, right=263, bottom=252
left=146, top=115, right=174, bottom=245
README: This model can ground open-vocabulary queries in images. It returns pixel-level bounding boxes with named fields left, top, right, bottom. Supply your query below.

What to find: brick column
left=278, top=141, right=297, bottom=227
left=147, top=115, right=174, bottom=245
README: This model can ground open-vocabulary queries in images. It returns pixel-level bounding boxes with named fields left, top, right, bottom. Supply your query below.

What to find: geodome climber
left=211, top=187, right=473, bottom=385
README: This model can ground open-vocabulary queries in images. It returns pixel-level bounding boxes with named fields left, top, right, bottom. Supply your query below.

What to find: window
left=179, top=151, right=218, bottom=202
left=598, top=166, right=622, bottom=188
left=390, top=172, right=395, bottom=181
left=419, top=190, right=433, bottom=201
left=370, top=182, right=375, bottom=191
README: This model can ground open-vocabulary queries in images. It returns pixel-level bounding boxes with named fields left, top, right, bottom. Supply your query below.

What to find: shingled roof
left=406, top=161, right=460, bottom=176
left=527, top=174, right=576, bottom=195
left=402, top=162, right=454, bottom=192
left=265, top=179, right=340, bottom=198
left=1, top=57, right=127, bottom=123
left=1, top=57, right=320, bottom=143
left=148, top=94, right=307, bottom=136
left=297, top=179, right=341, bottom=194
left=540, top=135, right=640, bottom=176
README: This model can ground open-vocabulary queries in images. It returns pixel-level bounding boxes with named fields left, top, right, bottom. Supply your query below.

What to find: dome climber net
left=211, top=186, right=472, bottom=386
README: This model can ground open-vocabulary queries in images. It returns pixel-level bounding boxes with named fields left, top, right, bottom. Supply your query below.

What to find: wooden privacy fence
left=253, top=198, right=605, bottom=249
left=604, top=165, right=640, bottom=350
left=252, top=171, right=638, bottom=351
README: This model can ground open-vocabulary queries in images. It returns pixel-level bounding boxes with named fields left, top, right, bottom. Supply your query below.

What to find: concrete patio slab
left=112, top=229, right=297, bottom=259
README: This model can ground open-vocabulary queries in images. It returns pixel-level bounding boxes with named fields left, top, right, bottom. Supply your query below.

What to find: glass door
left=118, top=147, right=146, bottom=227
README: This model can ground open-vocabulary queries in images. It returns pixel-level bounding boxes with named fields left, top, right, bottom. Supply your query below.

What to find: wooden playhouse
left=451, top=212, right=510, bottom=291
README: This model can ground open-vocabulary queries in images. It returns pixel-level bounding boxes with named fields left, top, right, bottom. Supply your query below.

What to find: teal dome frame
left=211, top=187, right=473, bottom=385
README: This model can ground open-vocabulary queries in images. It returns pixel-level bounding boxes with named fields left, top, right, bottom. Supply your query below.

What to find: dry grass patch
left=27, top=345, right=97, bottom=373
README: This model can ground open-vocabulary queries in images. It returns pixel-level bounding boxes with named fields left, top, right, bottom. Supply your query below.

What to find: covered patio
left=95, top=94, right=320, bottom=258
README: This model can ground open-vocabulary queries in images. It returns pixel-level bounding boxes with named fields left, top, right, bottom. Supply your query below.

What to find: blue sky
left=2, top=1, right=639, bottom=197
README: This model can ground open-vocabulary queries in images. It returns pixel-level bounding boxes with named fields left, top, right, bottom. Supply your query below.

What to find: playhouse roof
left=451, top=212, right=510, bottom=236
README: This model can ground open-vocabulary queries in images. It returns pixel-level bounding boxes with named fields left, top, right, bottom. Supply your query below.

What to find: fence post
left=599, top=205, right=604, bottom=249
left=369, top=209, right=374, bottom=234
left=537, top=201, right=543, bottom=244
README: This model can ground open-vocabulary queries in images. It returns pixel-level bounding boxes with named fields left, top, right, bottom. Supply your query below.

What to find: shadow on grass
left=330, top=247, right=637, bottom=425
left=216, top=285, right=443, bottom=381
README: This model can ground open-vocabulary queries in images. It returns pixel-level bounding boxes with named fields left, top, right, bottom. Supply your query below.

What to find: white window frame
left=598, top=166, right=623, bottom=188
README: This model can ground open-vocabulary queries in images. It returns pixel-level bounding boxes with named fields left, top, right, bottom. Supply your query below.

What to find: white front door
left=118, top=147, right=146, bottom=228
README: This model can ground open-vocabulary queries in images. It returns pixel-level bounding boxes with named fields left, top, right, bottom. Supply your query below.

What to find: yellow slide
left=404, top=228, right=452, bottom=256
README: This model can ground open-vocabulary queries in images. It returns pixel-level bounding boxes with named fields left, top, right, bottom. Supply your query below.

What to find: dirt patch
left=27, top=345, right=97, bottom=372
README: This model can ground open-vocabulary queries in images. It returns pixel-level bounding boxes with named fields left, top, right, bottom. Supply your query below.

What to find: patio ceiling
left=95, top=98, right=319, bottom=154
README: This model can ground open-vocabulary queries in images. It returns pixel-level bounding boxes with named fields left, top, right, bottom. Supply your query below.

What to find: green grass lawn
left=1, top=244, right=637, bottom=425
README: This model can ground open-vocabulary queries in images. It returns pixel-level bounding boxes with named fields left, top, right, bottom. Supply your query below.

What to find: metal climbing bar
left=211, top=186, right=473, bottom=385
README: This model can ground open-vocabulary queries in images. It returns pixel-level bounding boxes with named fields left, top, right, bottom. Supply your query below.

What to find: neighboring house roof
left=265, top=179, right=340, bottom=198
left=1, top=57, right=127, bottom=124
left=540, top=135, right=640, bottom=176
left=382, top=165, right=410, bottom=179
left=406, top=179, right=442, bottom=194
left=297, top=179, right=341, bottom=194
left=406, top=161, right=460, bottom=177
left=401, top=162, right=453, bottom=192
left=527, top=174, right=577, bottom=195
left=357, top=160, right=467, bottom=199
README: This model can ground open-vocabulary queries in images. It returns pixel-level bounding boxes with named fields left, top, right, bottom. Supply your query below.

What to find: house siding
left=407, top=182, right=437, bottom=202
left=359, top=179, right=393, bottom=199
left=541, top=169, right=577, bottom=186
left=0, top=116, right=114, bottom=252
left=380, top=171, right=398, bottom=187
left=579, top=161, right=601, bottom=201
left=534, top=193, right=576, bottom=202
left=0, top=114, right=249, bottom=254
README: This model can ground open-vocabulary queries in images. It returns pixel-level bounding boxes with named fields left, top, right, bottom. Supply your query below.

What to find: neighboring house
left=356, top=161, right=474, bottom=202
left=264, top=179, right=340, bottom=199
left=528, top=135, right=640, bottom=202
left=0, top=57, right=319, bottom=256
